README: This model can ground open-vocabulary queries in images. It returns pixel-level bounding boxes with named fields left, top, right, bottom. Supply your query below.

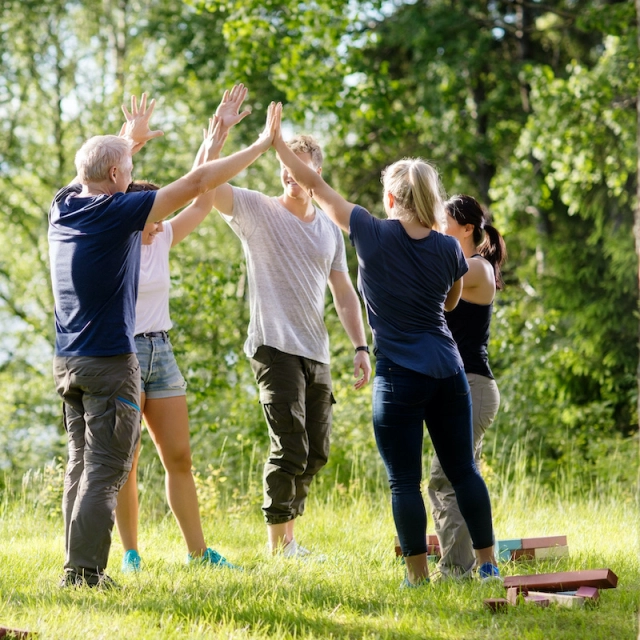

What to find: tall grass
left=0, top=445, right=637, bottom=639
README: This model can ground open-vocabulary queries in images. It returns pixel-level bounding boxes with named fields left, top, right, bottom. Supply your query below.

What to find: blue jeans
left=373, top=355, right=494, bottom=557
left=135, top=333, right=187, bottom=399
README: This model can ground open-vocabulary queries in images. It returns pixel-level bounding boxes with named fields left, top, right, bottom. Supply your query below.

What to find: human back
left=350, top=205, right=466, bottom=376
left=48, top=137, right=156, bottom=357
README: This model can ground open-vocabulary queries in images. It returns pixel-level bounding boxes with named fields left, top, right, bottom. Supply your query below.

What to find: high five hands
left=255, top=101, right=283, bottom=152
left=202, top=115, right=227, bottom=163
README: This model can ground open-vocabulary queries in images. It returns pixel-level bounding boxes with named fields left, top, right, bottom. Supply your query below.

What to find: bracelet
left=355, top=345, right=370, bottom=354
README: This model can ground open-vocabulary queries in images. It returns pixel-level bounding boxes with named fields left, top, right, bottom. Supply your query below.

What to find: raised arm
left=205, top=84, right=254, bottom=216
left=147, top=101, right=282, bottom=224
left=328, top=269, right=371, bottom=389
left=168, top=116, right=226, bottom=245
left=169, top=85, right=252, bottom=245
left=272, top=119, right=355, bottom=233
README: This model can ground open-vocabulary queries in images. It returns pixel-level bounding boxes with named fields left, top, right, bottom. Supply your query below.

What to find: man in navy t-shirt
left=50, top=93, right=283, bottom=587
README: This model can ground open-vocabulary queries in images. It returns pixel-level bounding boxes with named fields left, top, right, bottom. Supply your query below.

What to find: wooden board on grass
left=503, top=568, right=618, bottom=593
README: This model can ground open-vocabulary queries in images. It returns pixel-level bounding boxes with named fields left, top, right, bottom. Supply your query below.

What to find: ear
left=316, top=166, right=322, bottom=176
left=463, top=223, right=474, bottom=237
left=109, top=166, right=118, bottom=183
left=386, top=191, right=395, bottom=209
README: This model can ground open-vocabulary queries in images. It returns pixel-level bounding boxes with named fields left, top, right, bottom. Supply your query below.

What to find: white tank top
left=134, top=221, right=173, bottom=335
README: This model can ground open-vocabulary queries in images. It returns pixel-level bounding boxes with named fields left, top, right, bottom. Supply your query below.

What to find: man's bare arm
left=147, top=101, right=282, bottom=223
left=328, top=269, right=371, bottom=389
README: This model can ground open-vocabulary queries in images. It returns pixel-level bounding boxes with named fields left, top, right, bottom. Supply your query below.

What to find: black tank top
left=445, top=298, right=494, bottom=379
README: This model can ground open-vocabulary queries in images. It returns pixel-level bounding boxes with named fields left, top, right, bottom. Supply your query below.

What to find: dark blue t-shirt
left=48, top=184, right=156, bottom=356
left=349, top=205, right=468, bottom=378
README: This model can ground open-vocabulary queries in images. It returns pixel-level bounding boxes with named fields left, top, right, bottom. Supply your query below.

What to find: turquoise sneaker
left=121, top=549, right=141, bottom=573
left=187, top=547, right=240, bottom=570
left=478, top=562, right=502, bottom=582
left=400, top=576, right=430, bottom=589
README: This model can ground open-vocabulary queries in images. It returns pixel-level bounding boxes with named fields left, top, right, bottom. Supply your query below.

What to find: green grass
left=0, top=469, right=637, bottom=639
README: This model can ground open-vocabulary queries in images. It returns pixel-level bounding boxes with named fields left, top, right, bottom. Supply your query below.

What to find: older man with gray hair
left=49, top=94, right=281, bottom=587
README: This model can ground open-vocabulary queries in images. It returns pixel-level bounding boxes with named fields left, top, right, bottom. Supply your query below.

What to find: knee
left=303, top=452, right=328, bottom=477
left=161, top=448, right=193, bottom=475
left=388, top=471, right=422, bottom=495
left=266, top=453, right=306, bottom=477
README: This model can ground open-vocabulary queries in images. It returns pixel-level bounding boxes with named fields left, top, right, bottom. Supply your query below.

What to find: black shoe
left=59, top=570, right=119, bottom=590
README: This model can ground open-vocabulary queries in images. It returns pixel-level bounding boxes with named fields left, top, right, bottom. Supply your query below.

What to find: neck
left=80, top=180, right=118, bottom=197
left=279, top=192, right=315, bottom=220
left=399, top=217, right=431, bottom=239
left=461, top=238, right=477, bottom=259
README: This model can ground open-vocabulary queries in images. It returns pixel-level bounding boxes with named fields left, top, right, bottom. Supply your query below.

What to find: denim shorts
left=135, top=333, right=187, bottom=399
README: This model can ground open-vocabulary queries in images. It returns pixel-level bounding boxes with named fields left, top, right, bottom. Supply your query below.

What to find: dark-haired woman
left=428, top=194, right=507, bottom=579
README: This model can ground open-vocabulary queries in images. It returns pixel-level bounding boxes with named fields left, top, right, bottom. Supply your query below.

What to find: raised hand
left=120, top=93, right=164, bottom=153
left=215, top=84, right=252, bottom=132
left=202, top=115, right=229, bottom=163
left=255, top=102, right=282, bottom=152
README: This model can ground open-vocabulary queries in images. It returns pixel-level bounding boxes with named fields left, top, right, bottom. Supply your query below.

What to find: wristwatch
left=355, top=345, right=370, bottom=354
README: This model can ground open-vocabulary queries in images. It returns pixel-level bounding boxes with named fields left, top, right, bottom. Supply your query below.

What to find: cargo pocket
left=260, top=389, right=304, bottom=435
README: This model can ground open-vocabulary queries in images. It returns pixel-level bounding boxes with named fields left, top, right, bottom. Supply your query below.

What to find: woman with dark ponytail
left=428, top=194, right=507, bottom=579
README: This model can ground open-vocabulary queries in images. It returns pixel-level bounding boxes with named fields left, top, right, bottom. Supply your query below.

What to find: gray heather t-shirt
left=222, top=186, right=348, bottom=364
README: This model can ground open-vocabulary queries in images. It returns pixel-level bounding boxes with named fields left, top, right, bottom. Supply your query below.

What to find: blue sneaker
left=478, top=562, right=502, bottom=582
left=121, top=549, right=141, bottom=573
left=187, top=547, right=240, bottom=570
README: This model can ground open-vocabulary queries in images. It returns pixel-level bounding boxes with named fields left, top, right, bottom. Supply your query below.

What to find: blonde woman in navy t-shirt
left=272, top=128, right=500, bottom=587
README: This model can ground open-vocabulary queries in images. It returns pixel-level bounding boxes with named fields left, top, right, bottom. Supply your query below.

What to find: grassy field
left=0, top=465, right=637, bottom=639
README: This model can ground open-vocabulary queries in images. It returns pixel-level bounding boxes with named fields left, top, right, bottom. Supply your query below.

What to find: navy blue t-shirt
left=349, top=205, right=468, bottom=378
left=48, top=184, right=156, bottom=356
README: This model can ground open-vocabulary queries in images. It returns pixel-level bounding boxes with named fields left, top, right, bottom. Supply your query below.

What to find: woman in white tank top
left=116, top=86, right=252, bottom=573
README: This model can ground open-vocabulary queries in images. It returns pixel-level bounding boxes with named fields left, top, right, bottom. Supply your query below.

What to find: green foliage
left=0, top=0, right=636, bottom=488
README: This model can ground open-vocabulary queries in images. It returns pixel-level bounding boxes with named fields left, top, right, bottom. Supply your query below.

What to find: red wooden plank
left=0, top=628, right=33, bottom=639
left=576, top=586, right=600, bottom=601
left=520, top=535, right=567, bottom=549
left=484, top=598, right=510, bottom=612
left=503, top=569, right=618, bottom=593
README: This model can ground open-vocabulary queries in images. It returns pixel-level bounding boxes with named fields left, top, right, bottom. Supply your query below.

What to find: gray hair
left=74, top=135, right=132, bottom=183
left=381, top=158, right=447, bottom=231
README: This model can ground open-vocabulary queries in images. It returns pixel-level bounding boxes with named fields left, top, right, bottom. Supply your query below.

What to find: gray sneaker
left=282, top=539, right=325, bottom=561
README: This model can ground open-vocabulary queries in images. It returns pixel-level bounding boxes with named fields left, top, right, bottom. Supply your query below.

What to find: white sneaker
left=282, top=539, right=312, bottom=558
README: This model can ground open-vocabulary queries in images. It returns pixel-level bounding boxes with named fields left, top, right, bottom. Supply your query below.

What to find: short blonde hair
left=286, top=135, right=323, bottom=169
left=381, top=158, right=447, bottom=231
left=75, top=135, right=132, bottom=183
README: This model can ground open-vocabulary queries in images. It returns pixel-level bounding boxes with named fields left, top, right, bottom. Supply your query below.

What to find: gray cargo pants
left=53, top=354, right=141, bottom=583
left=428, top=373, right=500, bottom=576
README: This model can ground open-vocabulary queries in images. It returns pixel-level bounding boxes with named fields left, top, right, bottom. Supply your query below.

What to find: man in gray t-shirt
left=211, top=134, right=371, bottom=557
